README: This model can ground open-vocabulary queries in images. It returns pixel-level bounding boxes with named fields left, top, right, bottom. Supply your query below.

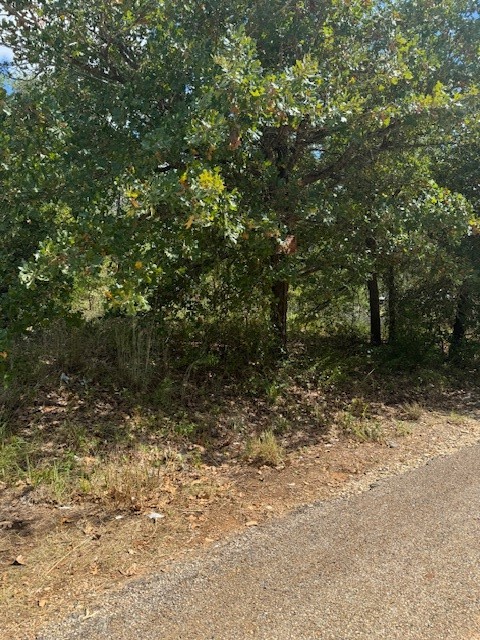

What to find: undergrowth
left=245, top=430, right=285, bottom=466
left=0, top=319, right=478, bottom=507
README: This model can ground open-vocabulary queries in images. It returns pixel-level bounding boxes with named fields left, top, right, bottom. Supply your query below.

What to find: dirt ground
left=2, top=398, right=480, bottom=640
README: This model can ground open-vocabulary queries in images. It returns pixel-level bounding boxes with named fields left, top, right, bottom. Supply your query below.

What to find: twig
left=43, top=538, right=93, bottom=577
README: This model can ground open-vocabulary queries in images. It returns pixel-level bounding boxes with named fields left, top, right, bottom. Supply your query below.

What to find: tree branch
left=68, top=56, right=126, bottom=85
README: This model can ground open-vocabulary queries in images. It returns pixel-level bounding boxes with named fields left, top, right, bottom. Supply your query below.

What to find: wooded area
left=0, top=0, right=479, bottom=404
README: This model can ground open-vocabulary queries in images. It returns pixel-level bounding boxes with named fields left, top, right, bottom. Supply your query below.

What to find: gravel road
left=37, top=443, right=480, bottom=640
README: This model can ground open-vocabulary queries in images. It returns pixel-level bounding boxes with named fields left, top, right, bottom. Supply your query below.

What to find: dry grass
left=114, top=319, right=156, bottom=390
left=245, top=430, right=285, bottom=466
left=3, top=322, right=480, bottom=636
left=336, top=410, right=384, bottom=442
left=89, top=460, right=164, bottom=511
left=348, top=397, right=371, bottom=419
left=82, top=448, right=187, bottom=511
left=400, top=402, right=423, bottom=421
left=394, top=421, right=414, bottom=437
left=185, top=479, right=224, bottom=501
left=447, top=411, right=466, bottom=425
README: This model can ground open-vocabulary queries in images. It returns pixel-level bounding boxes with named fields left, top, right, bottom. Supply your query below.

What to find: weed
left=265, top=381, right=283, bottom=404
left=115, top=319, right=155, bottom=390
left=152, top=376, right=176, bottom=407
left=0, top=426, right=84, bottom=501
left=447, top=411, right=466, bottom=425
left=161, top=446, right=185, bottom=470
left=225, top=415, right=247, bottom=433
left=172, top=416, right=197, bottom=438
left=185, top=479, right=221, bottom=500
left=0, top=435, right=30, bottom=482
left=337, top=411, right=384, bottom=442
left=57, top=421, right=100, bottom=455
left=395, top=421, right=413, bottom=437
left=27, top=455, right=76, bottom=503
left=352, top=421, right=384, bottom=442
left=245, top=430, right=285, bottom=466
left=311, top=404, right=326, bottom=423
left=272, top=415, right=290, bottom=435
left=90, top=455, right=163, bottom=511
left=322, top=365, right=349, bottom=386
left=400, top=402, right=423, bottom=421
left=78, top=476, right=93, bottom=495
left=187, top=448, right=204, bottom=468
left=348, top=397, right=370, bottom=419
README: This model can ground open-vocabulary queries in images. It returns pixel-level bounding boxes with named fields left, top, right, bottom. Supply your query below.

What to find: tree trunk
left=269, top=235, right=297, bottom=357
left=449, top=283, right=468, bottom=360
left=271, top=278, right=289, bottom=356
left=387, top=264, right=397, bottom=343
left=367, top=273, right=382, bottom=346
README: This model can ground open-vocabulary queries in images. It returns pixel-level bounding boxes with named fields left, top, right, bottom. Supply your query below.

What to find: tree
left=1, top=0, right=479, bottom=352
left=433, top=122, right=480, bottom=359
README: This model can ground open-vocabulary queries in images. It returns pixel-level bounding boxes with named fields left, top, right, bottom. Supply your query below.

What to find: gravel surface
left=37, top=443, right=480, bottom=640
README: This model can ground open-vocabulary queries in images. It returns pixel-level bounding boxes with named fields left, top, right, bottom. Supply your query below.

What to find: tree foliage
left=0, top=0, right=479, bottom=359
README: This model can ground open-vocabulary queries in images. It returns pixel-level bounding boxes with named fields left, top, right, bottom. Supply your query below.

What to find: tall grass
left=114, top=319, right=156, bottom=390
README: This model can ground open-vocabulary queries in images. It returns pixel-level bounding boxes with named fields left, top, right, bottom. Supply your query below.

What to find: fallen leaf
left=119, top=564, right=137, bottom=577
left=245, top=521, right=258, bottom=527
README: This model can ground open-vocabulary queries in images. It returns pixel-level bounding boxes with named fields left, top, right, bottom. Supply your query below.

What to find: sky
left=0, top=44, right=13, bottom=63
left=0, top=44, right=13, bottom=93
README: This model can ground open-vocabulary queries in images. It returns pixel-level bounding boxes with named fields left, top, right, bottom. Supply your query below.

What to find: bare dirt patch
left=2, top=394, right=480, bottom=640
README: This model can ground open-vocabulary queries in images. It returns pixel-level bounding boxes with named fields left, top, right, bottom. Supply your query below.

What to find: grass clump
left=400, top=401, right=423, bottom=421
left=0, top=428, right=80, bottom=504
left=27, top=454, right=78, bottom=504
left=394, top=421, right=413, bottom=437
left=447, top=411, right=466, bottom=425
left=245, top=429, right=285, bottom=466
left=0, top=434, right=30, bottom=483
left=85, top=446, right=187, bottom=511
left=337, top=410, right=384, bottom=442
left=88, top=456, right=164, bottom=511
